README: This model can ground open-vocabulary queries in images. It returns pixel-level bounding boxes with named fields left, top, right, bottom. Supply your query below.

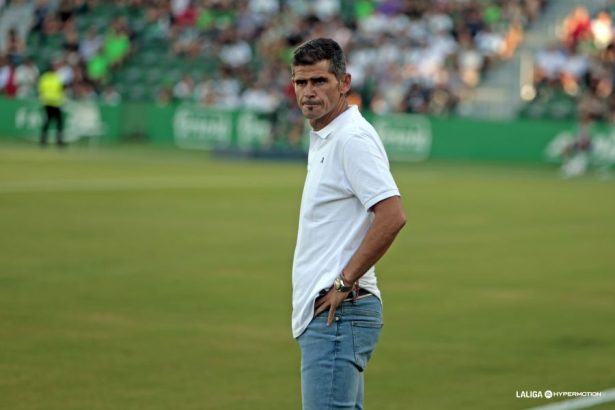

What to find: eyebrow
left=293, top=76, right=329, bottom=83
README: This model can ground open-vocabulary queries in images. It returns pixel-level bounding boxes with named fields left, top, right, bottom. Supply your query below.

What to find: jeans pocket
left=351, top=321, right=383, bottom=371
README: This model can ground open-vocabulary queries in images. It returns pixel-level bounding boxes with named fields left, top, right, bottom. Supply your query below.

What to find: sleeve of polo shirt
left=342, top=134, right=400, bottom=211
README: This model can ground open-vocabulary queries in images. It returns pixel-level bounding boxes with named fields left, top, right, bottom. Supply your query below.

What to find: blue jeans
left=297, top=295, right=383, bottom=410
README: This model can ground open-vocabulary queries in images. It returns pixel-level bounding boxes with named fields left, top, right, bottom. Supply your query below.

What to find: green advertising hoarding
left=370, top=113, right=614, bottom=165
left=0, top=97, right=121, bottom=143
left=2, top=97, right=614, bottom=166
left=146, top=103, right=272, bottom=150
left=372, top=114, right=431, bottom=161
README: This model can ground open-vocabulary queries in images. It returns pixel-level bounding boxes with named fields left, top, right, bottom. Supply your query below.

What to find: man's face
left=292, top=60, right=351, bottom=130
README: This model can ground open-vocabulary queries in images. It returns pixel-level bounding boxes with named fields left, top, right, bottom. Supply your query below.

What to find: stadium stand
left=520, top=3, right=615, bottom=122
left=1, top=0, right=548, bottom=116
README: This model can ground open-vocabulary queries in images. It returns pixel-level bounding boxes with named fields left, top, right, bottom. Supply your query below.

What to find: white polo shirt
left=291, top=105, right=400, bottom=338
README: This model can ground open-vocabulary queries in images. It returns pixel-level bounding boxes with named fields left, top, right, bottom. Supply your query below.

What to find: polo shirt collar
left=311, top=105, right=359, bottom=140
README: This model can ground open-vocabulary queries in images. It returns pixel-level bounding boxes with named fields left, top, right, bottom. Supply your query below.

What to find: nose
left=304, top=82, right=317, bottom=97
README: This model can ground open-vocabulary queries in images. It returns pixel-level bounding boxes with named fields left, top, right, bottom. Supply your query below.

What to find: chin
left=303, top=109, right=322, bottom=119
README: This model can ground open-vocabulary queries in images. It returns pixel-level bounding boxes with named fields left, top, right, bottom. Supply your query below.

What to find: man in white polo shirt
left=291, top=38, right=406, bottom=409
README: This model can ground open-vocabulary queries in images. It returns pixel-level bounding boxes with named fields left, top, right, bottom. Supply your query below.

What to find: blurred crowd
left=161, top=0, right=546, bottom=117
left=0, top=0, right=125, bottom=103
left=0, top=0, right=548, bottom=117
left=532, top=2, right=615, bottom=122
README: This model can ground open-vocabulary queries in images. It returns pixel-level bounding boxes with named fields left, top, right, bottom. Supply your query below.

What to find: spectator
left=241, top=76, right=280, bottom=113
left=218, top=28, right=252, bottom=68
left=172, top=74, right=194, bottom=100
left=171, top=0, right=190, bottom=19
left=141, top=6, right=172, bottom=43
left=464, top=6, right=486, bottom=38
left=457, top=29, right=485, bottom=88
left=15, top=57, right=40, bottom=98
left=213, top=65, right=242, bottom=108
left=55, top=56, right=75, bottom=86
left=193, top=76, right=217, bottom=105
left=103, top=17, right=131, bottom=68
left=62, top=20, right=81, bottom=57
left=79, top=28, right=103, bottom=61
left=249, top=0, right=279, bottom=18
left=591, top=11, right=613, bottom=50
left=5, top=27, right=27, bottom=65
left=0, top=56, right=8, bottom=93
left=560, top=45, right=590, bottom=95
left=174, top=0, right=198, bottom=27
left=561, top=112, right=594, bottom=178
left=57, top=0, right=75, bottom=27
left=475, top=25, right=506, bottom=68
left=71, top=80, right=97, bottom=100
left=235, top=1, right=261, bottom=40
left=534, top=42, right=567, bottom=89
left=101, top=85, right=122, bottom=105
left=562, top=6, right=592, bottom=48
left=170, top=24, right=201, bottom=57
left=30, top=0, right=51, bottom=44
left=429, top=83, right=459, bottom=115
left=0, top=59, right=18, bottom=98
left=41, top=9, right=62, bottom=39
left=156, top=85, right=173, bottom=106
left=400, top=82, right=430, bottom=114
left=86, top=53, right=109, bottom=85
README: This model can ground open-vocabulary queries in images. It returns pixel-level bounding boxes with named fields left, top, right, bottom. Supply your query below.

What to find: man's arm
left=314, top=195, right=406, bottom=325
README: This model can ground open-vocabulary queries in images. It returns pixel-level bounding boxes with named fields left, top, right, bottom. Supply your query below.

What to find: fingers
left=326, top=305, right=335, bottom=326
left=314, top=296, right=327, bottom=317
left=314, top=304, right=326, bottom=317
left=314, top=291, right=343, bottom=324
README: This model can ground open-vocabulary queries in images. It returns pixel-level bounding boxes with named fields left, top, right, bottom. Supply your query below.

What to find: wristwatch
left=333, top=275, right=353, bottom=293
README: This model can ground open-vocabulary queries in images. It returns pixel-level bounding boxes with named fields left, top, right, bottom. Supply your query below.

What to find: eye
left=295, top=79, right=307, bottom=86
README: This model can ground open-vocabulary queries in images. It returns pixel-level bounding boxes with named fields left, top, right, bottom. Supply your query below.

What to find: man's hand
left=314, top=288, right=351, bottom=326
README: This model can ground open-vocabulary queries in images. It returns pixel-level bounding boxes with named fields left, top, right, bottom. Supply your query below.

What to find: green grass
left=0, top=142, right=614, bottom=410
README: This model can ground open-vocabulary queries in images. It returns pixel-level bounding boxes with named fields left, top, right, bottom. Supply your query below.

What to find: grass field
left=1, top=141, right=614, bottom=410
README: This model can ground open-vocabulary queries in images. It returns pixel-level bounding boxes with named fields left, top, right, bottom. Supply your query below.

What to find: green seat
left=139, top=50, right=161, bottom=65
left=127, top=85, right=147, bottom=101
left=145, top=67, right=164, bottom=84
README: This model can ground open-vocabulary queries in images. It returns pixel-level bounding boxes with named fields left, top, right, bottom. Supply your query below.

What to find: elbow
left=400, top=214, right=407, bottom=231
left=395, top=212, right=407, bottom=233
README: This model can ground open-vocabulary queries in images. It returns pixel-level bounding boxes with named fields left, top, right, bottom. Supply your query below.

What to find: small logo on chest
left=320, top=157, right=324, bottom=163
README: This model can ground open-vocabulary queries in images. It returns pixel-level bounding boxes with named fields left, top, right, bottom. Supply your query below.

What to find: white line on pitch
left=0, top=177, right=292, bottom=194
left=526, top=388, right=615, bottom=410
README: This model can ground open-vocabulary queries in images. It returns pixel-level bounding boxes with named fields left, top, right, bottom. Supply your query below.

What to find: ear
left=339, top=73, right=352, bottom=95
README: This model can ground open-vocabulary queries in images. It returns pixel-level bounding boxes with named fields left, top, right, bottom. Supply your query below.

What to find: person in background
left=38, top=59, right=66, bottom=147
left=101, top=85, right=121, bottom=105
left=561, top=111, right=594, bottom=178
left=0, top=56, right=9, bottom=93
left=6, top=27, right=27, bottom=65
left=15, top=57, right=40, bottom=99
left=0, top=58, right=18, bottom=97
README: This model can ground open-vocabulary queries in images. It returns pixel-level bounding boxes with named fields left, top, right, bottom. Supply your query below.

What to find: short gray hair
left=291, top=38, right=346, bottom=80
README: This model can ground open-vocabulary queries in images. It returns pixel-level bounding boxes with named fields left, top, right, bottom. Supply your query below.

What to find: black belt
left=345, top=288, right=371, bottom=300
left=318, top=287, right=372, bottom=300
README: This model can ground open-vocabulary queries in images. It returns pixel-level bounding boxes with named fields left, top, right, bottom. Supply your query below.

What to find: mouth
left=302, top=102, right=320, bottom=109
